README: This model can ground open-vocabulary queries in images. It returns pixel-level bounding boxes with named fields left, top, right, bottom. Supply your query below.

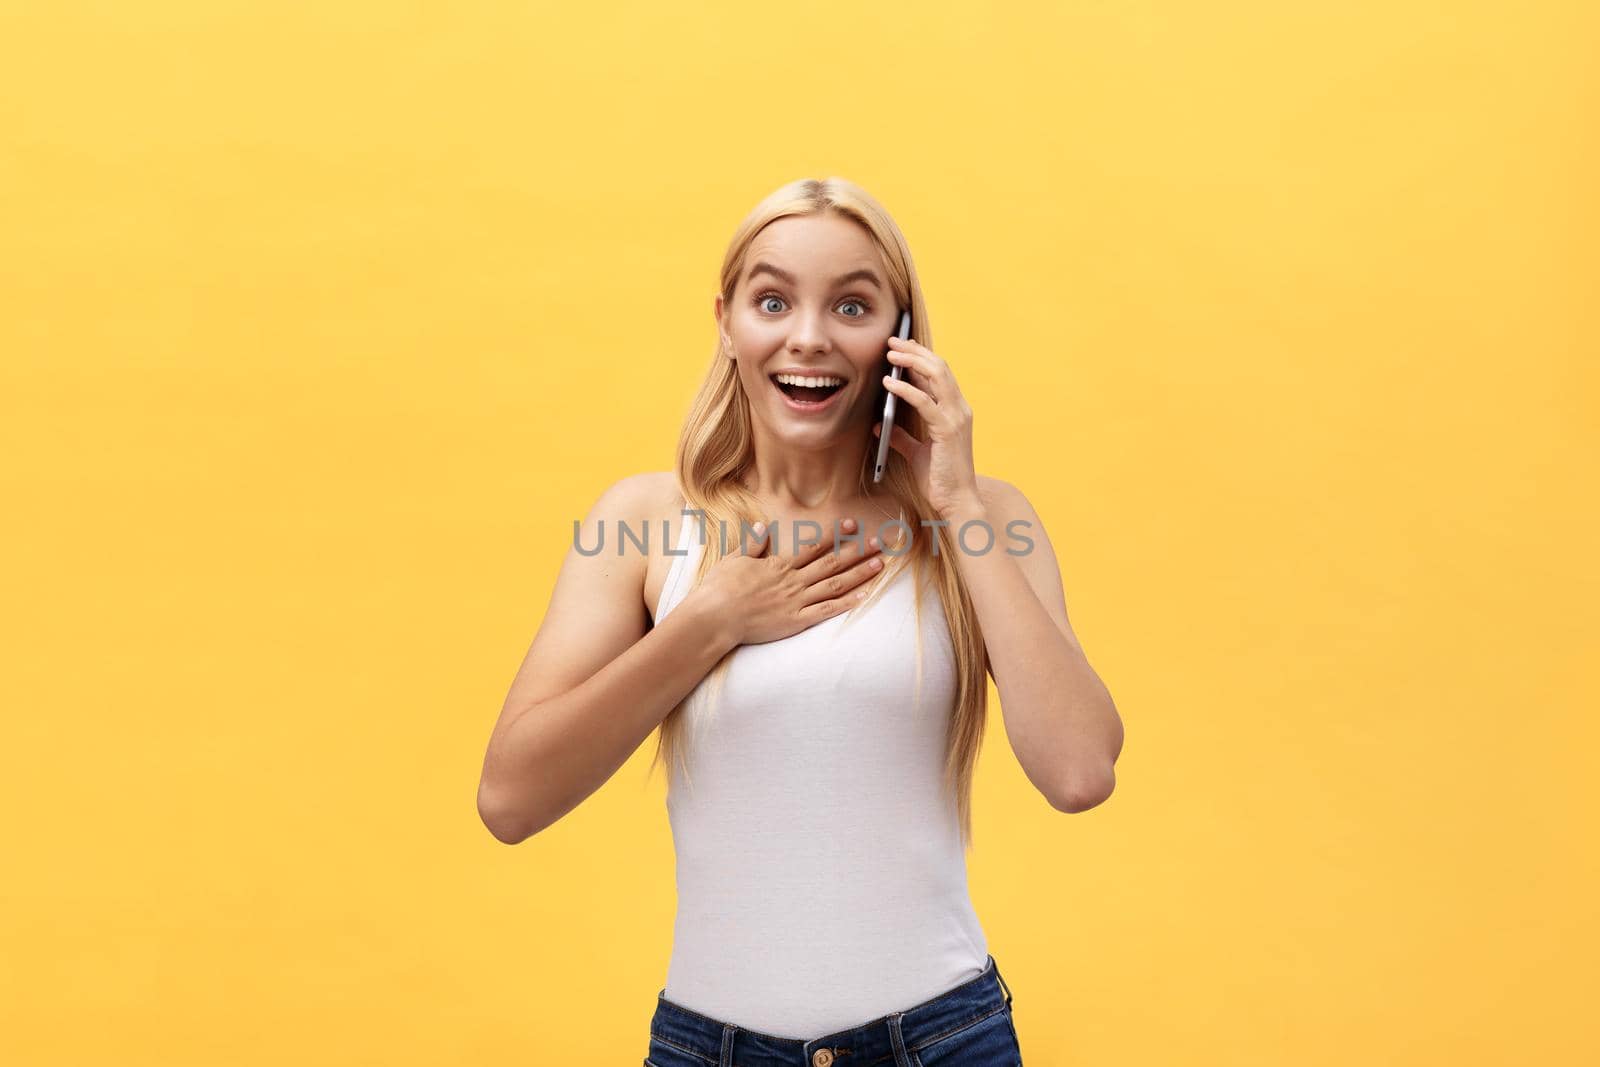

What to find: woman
left=477, top=177, right=1123, bottom=1066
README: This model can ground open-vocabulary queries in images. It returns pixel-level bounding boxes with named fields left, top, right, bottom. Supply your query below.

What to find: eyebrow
left=745, top=261, right=884, bottom=292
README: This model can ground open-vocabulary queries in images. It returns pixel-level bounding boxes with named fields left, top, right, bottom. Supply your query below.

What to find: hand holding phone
left=872, top=309, right=914, bottom=483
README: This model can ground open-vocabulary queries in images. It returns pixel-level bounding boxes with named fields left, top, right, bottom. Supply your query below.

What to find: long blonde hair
left=647, top=177, right=991, bottom=849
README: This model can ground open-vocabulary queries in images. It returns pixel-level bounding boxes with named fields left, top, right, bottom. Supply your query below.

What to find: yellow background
left=2, top=2, right=1594, bottom=1064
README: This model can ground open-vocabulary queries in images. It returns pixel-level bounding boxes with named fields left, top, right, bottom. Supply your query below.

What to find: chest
left=679, top=564, right=959, bottom=754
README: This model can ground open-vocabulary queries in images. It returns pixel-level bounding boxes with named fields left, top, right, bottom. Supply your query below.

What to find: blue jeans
left=644, top=954, right=1022, bottom=1067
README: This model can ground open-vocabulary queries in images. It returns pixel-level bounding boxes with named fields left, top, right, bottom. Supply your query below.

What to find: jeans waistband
left=648, top=954, right=1013, bottom=1067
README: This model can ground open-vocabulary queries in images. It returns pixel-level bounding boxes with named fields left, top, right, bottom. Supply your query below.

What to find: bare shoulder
left=564, top=471, right=678, bottom=602
left=633, top=470, right=685, bottom=533
left=972, top=476, right=1049, bottom=550
left=593, top=470, right=678, bottom=517
left=626, top=471, right=687, bottom=621
left=975, top=474, right=1026, bottom=517
left=580, top=471, right=681, bottom=539
left=975, top=473, right=1010, bottom=499
left=973, top=474, right=1081, bottom=649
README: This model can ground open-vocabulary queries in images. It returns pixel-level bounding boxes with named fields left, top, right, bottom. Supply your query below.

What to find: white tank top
left=650, top=509, right=989, bottom=1038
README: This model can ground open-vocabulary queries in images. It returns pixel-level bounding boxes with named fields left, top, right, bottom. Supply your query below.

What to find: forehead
left=742, top=214, right=884, bottom=285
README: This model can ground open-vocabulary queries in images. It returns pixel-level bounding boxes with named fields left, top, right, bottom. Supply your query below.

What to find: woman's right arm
left=475, top=473, right=734, bottom=844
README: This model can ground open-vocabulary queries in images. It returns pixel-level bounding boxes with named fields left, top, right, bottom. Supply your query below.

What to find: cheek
left=852, top=349, right=887, bottom=385
left=738, top=360, right=773, bottom=397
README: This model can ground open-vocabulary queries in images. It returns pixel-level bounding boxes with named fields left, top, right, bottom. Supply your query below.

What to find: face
left=715, top=213, right=898, bottom=441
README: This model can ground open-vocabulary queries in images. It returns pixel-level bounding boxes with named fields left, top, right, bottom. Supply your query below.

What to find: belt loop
left=887, top=1011, right=914, bottom=1067
left=995, top=963, right=1013, bottom=1009
left=720, top=1022, right=736, bottom=1067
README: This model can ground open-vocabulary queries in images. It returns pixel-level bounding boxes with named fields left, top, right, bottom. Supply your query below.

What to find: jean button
left=812, top=1050, right=835, bottom=1067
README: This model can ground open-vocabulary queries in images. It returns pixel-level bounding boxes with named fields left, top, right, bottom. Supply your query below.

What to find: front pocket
left=644, top=1034, right=719, bottom=1067
left=910, top=1007, right=1018, bottom=1066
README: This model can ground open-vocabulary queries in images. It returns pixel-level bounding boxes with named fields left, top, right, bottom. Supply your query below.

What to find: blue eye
left=754, top=291, right=874, bottom=317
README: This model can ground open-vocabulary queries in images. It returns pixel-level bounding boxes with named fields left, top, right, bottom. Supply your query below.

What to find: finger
left=884, top=344, right=936, bottom=375
left=795, top=589, right=860, bottom=626
left=801, top=542, right=887, bottom=608
left=887, top=336, right=941, bottom=363
left=886, top=348, right=938, bottom=398
left=793, top=531, right=883, bottom=598
left=881, top=373, right=935, bottom=414
left=886, top=344, right=962, bottom=406
left=797, top=525, right=881, bottom=583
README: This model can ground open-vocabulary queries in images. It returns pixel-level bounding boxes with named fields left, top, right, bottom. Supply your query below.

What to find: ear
left=713, top=294, right=733, bottom=357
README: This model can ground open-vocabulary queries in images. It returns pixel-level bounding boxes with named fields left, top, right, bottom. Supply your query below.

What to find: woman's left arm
left=879, top=335, right=1123, bottom=813
left=945, top=479, right=1123, bottom=813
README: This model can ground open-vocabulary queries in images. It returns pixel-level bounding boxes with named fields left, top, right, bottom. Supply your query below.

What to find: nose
left=785, top=308, right=832, bottom=354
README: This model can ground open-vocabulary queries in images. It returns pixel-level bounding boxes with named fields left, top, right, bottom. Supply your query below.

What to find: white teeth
left=774, top=373, right=845, bottom=388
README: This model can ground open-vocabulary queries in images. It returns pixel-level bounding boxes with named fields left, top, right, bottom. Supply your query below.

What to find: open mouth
left=770, top=374, right=846, bottom=409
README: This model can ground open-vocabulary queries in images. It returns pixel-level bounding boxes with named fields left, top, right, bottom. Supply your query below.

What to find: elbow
left=1050, top=763, right=1116, bottom=814
left=483, top=816, right=532, bottom=846
left=477, top=782, right=538, bottom=845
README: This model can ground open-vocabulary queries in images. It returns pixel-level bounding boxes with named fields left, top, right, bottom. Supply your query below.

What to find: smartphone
left=873, top=309, right=914, bottom=483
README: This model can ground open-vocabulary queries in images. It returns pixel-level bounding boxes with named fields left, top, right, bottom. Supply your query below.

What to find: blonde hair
left=647, top=177, right=991, bottom=849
